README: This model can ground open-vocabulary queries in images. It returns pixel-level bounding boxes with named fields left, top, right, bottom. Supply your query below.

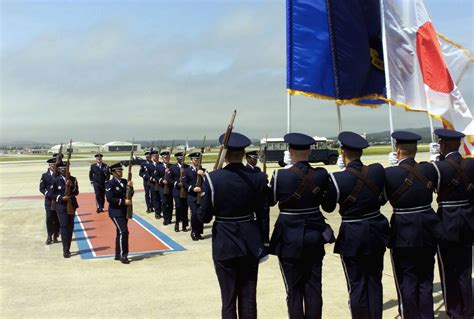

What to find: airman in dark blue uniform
left=183, top=152, right=205, bottom=241
left=322, top=132, right=390, bottom=319
left=432, top=128, right=473, bottom=319
left=269, top=132, right=334, bottom=319
left=51, top=162, right=79, bottom=258
left=144, top=150, right=163, bottom=219
left=88, top=153, right=109, bottom=213
left=198, top=132, right=268, bottom=319
left=139, top=151, right=153, bottom=213
left=170, top=152, right=189, bottom=232
left=39, top=158, right=60, bottom=245
left=157, top=150, right=174, bottom=225
left=105, top=162, right=134, bottom=264
left=246, top=150, right=270, bottom=246
left=384, top=131, right=443, bottom=319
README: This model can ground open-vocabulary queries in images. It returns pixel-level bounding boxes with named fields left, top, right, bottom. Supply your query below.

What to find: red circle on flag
left=416, top=22, right=454, bottom=93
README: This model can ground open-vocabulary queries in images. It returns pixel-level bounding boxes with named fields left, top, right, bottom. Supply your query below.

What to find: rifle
left=214, top=110, right=237, bottom=170
left=196, top=136, right=206, bottom=204
left=65, top=140, right=74, bottom=215
left=179, top=146, right=188, bottom=199
left=50, top=143, right=63, bottom=210
left=126, top=139, right=135, bottom=219
left=154, top=141, right=163, bottom=191
left=163, top=140, right=175, bottom=195
left=263, top=134, right=268, bottom=175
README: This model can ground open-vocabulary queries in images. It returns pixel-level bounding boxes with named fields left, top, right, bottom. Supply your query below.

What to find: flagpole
left=380, top=0, right=395, bottom=151
left=287, top=92, right=291, bottom=133
left=427, top=113, right=435, bottom=143
left=336, top=104, right=343, bottom=133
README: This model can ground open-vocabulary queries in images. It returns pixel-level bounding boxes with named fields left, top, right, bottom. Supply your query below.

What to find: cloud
left=0, top=1, right=472, bottom=144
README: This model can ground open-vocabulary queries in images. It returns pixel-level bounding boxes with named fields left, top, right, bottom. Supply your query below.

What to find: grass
left=0, top=145, right=430, bottom=163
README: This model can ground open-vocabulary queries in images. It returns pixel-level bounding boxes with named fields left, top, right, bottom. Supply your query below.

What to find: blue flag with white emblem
left=286, top=0, right=386, bottom=106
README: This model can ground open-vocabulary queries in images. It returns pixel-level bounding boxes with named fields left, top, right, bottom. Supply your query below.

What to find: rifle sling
left=445, top=158, right=474, bottom=193
left=279, top=166, right=320, bottom=205
left=342, top=166, right=380, bottom=205
left=389, top=163, right=434, bottom=205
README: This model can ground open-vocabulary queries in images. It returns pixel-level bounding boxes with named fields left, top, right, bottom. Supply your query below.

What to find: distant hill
left=0, top=128, right=436, bottom=149
left=330, top=127, right=434, bottom=144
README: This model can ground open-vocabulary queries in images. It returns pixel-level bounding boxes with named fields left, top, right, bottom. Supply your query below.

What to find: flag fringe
left=286, top=88, right=473, bottom=151
left=436, top=32, right=474, bottom=62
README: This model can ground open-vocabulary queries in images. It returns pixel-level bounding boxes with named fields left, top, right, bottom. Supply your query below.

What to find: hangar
left=102, top=141, right=141, bottom=152
left=49, top=142, right=101, bottom=154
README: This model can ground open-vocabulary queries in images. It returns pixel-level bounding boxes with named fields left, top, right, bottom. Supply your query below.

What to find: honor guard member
left=105, top=163, right=134, bottom=264
left=157, top=150, right=174, bottom=225
left=39, top=158, right=60, bottom=245
left=268, top=132, right=334, bottom=319
left=246, top=150, right=271, bottom=246
left=88, top=153, right=109, bottom=213
left=183, top=152, right=205, bottom=240
left=198, top=132, right=268, bottom=319
left=51, top=162, right=79, bottom=258
left=170, top=152, right=189, bottom=232
left=245, top=151, right=261, bottom=172
left=144, top=150, right=163, bottom=219
left=322, top=132, right=390, bottom=319
left=432, top=128, right=473, bottom=318
left=139, top=151, right=153, bottom=213
left=384, top=131, right=443, bottom=319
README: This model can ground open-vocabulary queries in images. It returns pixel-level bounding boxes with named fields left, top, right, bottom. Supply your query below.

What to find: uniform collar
left=347, top=159, right=363, bottom=169
left=445, top=151, right=461, bottom=160
left=294, top=160, right=310, bottom=167
left=397, top=157, right=416, bottom=166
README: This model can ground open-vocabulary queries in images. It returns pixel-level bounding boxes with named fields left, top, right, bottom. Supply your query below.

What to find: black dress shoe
left=163, top=220, right=171, bottom=226
left=196, top=234, right=203, bottom=240
left=114, top=256, right=120, bottom=261
left=101, top=208, right=105, bottom=212
left=63, top=252, right=71, bottom=258
left=53, top=234, right=59, bottom=243
left=182, top=226, right=188, bottom=232
left=191, top=233, right=199, bottom=241
left=121, top=257, right=130, bottom=264
left=155, top=214, right=162, bottom=219
left=146, top=209, right=151, bottom=213
left=174, top=224, right=180, bottom=232
left=45, top=237, right=52, bottom=245
left=96, top=209, right=101, bottom=213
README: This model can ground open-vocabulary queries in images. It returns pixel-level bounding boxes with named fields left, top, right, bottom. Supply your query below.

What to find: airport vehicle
left=259, top=137, right=339, bottom=165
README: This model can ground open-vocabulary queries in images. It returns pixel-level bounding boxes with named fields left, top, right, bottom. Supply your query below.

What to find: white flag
left=382, top=0, right=474, bottom=156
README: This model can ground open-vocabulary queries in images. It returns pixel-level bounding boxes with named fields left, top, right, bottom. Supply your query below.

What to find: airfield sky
left=1, top=0, right=473, bottom=144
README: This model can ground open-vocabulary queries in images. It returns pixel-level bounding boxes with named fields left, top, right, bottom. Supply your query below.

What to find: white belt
left=394, top=204, right=432, bottom=215
left=438, top=199, right=471, bottom=208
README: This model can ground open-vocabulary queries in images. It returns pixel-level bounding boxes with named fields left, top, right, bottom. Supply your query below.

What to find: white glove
left=429, top=142, right=440, bottom=162
left=337, top=155, right=345, bottom=170
left=283, top=150, right=292, bottom=166
left=388, top=152, right=398, bottom=166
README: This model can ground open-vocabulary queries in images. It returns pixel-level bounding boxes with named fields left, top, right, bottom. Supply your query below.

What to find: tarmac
left=0, top=152, right=460, bottom=318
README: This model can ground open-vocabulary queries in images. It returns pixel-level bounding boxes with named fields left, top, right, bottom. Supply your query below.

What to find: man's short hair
left=396, top=142, right=417, bottom=155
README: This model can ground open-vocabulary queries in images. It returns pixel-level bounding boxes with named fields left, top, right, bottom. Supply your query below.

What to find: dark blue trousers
left=111, top=217, right=129, bottom=259
left=438, top=243, right=473, bottom=319
left=341, top=252, right=384, bottom=319
left=151, top=188, right=162, bottom=215
left=173, top=196, right=188, bottom=228
left=188, top=200, right=202, bottom=235
left=214, top=256, right=259, bottom=319
left=143, top=181, right=152, bottom=211
left=57, top=206, right=75, bottom=254
left=279, top=253, right=324, bottom=319
left=92, top=182, right=105, bottom=211
left=391, top=247, right=436, bottom=319
left=159, top=189, right=173, bottom=223
left=44, top=199, right=60, bottom=237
